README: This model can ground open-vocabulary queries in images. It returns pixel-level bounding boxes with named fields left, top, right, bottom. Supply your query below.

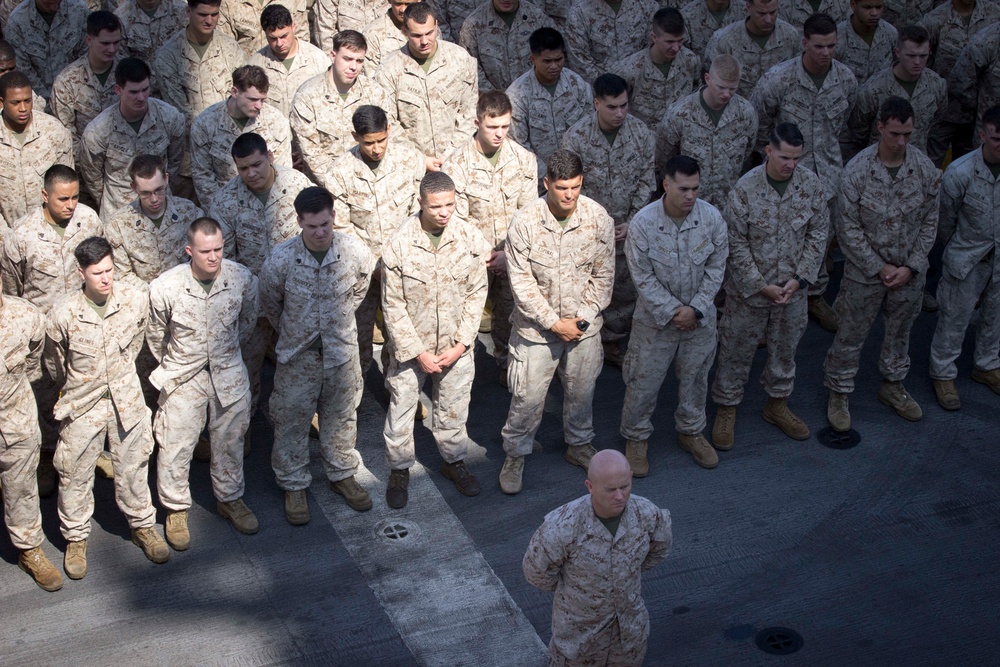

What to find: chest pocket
left=689, top=235, right=715, bottom=266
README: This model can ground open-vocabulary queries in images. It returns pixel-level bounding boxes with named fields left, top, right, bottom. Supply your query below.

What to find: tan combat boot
left=131, top=527, right=170, bottom=564
left=165, top=510, right=190, bottom=550
left=712, top=405, right=736, bottom=450
left=331, top=476, right=373, bottom=512
left=808, top=296, right=839, bottom=332
left=64, top=540, right=87, bottom=580
left=564, top=444, right=597, bottom=470
left=94, top=451, right=115, bottom=479
left=625, top=440, right=649, bottom=478
left=827, top=392, right=851, bottom=432
left=762, top=397, right=810, bottom=440
left=284, top=490, right=309, bottom=525
left=933, top=379, right=960, bottom=411
left=217, top=499, right=260, bottom=534
left=877, top=380, right=922, bottom=421
left=677, top=433, right=719, bottom=469
left=499, top=455, right=524, bottom=495
left=19, top=547, right=63, bottom=592
left=971, top=368, right=1000, bottom=395
left=386, top=469, right=410, bottom=509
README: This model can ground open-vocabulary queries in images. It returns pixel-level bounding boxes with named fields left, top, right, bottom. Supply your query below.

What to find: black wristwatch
left=692, top=307, right=704, bottom=320
left=793, top=274, right=810, bottom=288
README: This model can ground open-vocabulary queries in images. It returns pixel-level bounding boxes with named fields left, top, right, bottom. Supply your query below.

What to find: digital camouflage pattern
left=564, top=0, right=660, bottom=83
left=5, top=0, right=88, bottom=99
left=458, top=0, right=554, bottom=92
left=703, top=18, right=800, bottom=100
left=610, top=46, right=701, bottom=127
left=153, top=29, right=247, bottom=123
left=314, top=0, right=384, bottom=52
left=361, top=11, right=407, bottom=71
left=116, top=0, right=188, bottom=65
left=835, top=18, right=896, bottom=87
left=778, top=0, right=848, bottom=28
left=49, top=55, right=123, bottom=161
left=0, top=111, right=74, bottom=224
left=218, top=0, right=309, bottom=56
left=680, top=0, right=746, bottom=57
left=246, top=40, right=330, bottom=117
left=919, top=0, right=1000, bottom=82
left=949, top=22, right=1000, bottom=136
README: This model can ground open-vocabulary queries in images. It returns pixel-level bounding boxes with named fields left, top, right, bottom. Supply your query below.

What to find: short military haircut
left=129, top=154, right=167, bottom=182
left=0, top=71, right=31, bottom=98
left=770, top=122, right=805, bottom=148
left=982, top=104, right=1000, bottom=131
left=187, top=216, right=223, bottom=244
left=0, top=40, right=15, bottom=61
left=419, top=171, right=456, bottom=199
left=403, top=2, right=436, bottom=27
left=294, top=186, right=334, bottom=216
left=897, top=24, right=929, bottom=47
left=86, top=10, right=121, bottom=36
left=477, top=90, right=512, bottom=119
left=664, top=154, right=700, bottom=178
left=260, top=3, right=293, bottom=31
left=75, top=236, right=113, bottom=269
left=652, top=7, right=685, bottom=36
left=232, top=65, right=269, bottom=93
left=803, top=13, right=837, bottom=39
left=546, top=150, right=584, bottom=181
left=593, top=73, right=628, bottom=100
left=529, top=27, right=564, bottom=55
left=115, top=57, right=151, bottom=87
left=231, top=132, right=269, bottom=159
left=352, top=104, right=388, bottom=135
left=710, top=54, right=741, bottom=82
left=879, top=96, right=914, bottom=125
left=188, top=0, right=222, bottom=8
left=44, top=164, right=80, bottom=192
left=334, top=29, right=367, bottom=52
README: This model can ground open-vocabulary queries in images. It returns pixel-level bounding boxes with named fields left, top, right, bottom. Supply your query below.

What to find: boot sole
left=499, top=481, right=522, bottom=495
left=971, top=373, right=1000, bottom=395
left=440, top=467, right=481, bottom=497
left=678, top=443, right=718, bottom=469
left=131, top=536, right=170, bottom=564
left=19, top=560, right=63, bottom=591
left=762, top=412, right=811, bottom=441
left=285, top=512, right=310, bottom=526
left=877, top=395, right=922, bottom=421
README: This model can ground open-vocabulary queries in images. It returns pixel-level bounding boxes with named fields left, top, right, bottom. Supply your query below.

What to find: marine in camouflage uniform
left=523, top=450, right=672, bottom=667
left=835, top=11, right=896, bottom=87
left=245, top=21, right=329, bottom=117
left=499, top=151, right=614, bottom=494
left=442, top=94, right=538, bottom=372
left=115, top=0, right=188, bottom=65
left=458, top=0, right=555, bottom=92
left=620, top=158, right=728, bottom=472
left=560, top=75, right=656, bottom=359
left=564, top=0, right=660, bottom=84
left=360, top=4, right=410, bottom=71
left=259, top=187, right=375, bottom=518
left=823, top=100, right=940, bottom=428
left=5, top=0, right=88, bottom=99
left=148, top=238, right=260, bottom=542
left=949, top=22, right=1000, bottom=149
left=703, top=5, right=800, bottom=100
left=218, top=0, right=309, bottom=55
left=880, top=0, right=934, bottom=30
left=680, top=0, right=747, bottom=57
left=778, top=0, right=847, bottom=27
left=711, top=126, right=828, bottom=449
left=380, top=174, right=489, bottom=506
left=427, top=0, right=478, bottom=37
left=313, top=0, right=383, bottom=51
left=105, top=194, right=206, bottom=285
left=929, top=113, right=1000, bottom=407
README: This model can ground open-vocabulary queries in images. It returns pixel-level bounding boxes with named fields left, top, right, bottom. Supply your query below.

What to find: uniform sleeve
left=240, top=272, right=260, bottom=347
left=1, top=231, right=26, bottom=298
left=522, top=518, right=567, bottom=593
left=640, top=508, right=673, bottom=572
left=269, top=114, right=294, bottom=169
left=442, top=150, right=471, bottom=224
left=350, top=244, right=376, bottom=313
left=836, top=167, right=886, bottom=278
left=517, top=150, right=539, bottom=209
left=578, top=212, right=615, bottom=322
left=723, top=185, right=768, bottom=298
left=564, top=5, right=597, bottom=82
left=25, top=306, right=45, bottom=383
left=166, top=108, right=186, bottom=181
left=105, top=215, right=138, bottom=287
left=948, top=38, right=987, bottom=123
left=845, top=81, right=877, bottom=159
left=505, top=215, right=561, bottom=330
left=48, top=73, right=78, bottom=148
left=459, top=18, right=494, bottom=92
left=289, top=92, right=329, bottom=187
left=78, top=125, right=107, bottom=207
left=937, top=162, right=965, bottom=244
left=455, top=231, right=489, bottom=348
left=797, top=195, right=831, bottom=285
left=655, top=108, right=682, bottom=180
left=507, top=80, right=532, bottom=152
left=312, top=0, right=338, bottom=53
left=258, top=254, right=284, bottom=328
left=153, top=47, right=188, bottom=119
left=689, top=210, right=728, bottom=317
left=380, top=239, right=430, bottom=362
left=43, top=310, right=69, bottom=388
left=625, top=216, right=683, bottom=327
left=905, top=167, right=941, bottom=274
left=628, top=128, right=656, bottom=223
left=453, top=58, right=480, bottom=151
left=146, top=279, right=170, bottom=363
left=189, top=118, right=218, bottom=207
left=750, top=69, right=782, bottom=154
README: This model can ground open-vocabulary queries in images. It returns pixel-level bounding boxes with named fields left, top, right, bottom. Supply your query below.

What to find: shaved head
left=586, top=450, right=633, bottom=518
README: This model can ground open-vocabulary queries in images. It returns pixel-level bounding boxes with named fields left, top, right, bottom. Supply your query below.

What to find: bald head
left=586, top=450, right=633, bottom=518
left=588, top=449, right=630, bottom=482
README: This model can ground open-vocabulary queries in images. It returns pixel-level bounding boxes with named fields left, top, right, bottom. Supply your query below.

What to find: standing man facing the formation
left=147, top=217, right=260, bottom=550
left=499, top=150, right=614, bottom=495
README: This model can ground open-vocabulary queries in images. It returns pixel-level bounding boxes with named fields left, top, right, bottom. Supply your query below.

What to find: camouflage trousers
left=154, top=368, right=250, bottom=511
left=712, top=290, right=808, bottom=405
left=242, top=317, right=277, bottom=417
left=620, top=320, right=717, bottom=439
left=54, top=397, right=156, bottom=542
left=930, top=260, right=1000, bottom=380
left=502, top=331, right=603, bottom=456
left=383, top=348, right=474, bottom=469
left=271, top=350, right=363, bottom=490
left=0, top=424, right=43, bottom=550
left=356, top=277, right=380, bottom=372
left=601, top=249, right=637, bottom=343
left=823, top=274, right=925, bottom=394
left=30, top=369, right=60, bottom=451
left=487, top=269, right=514, bottom=370
left=548, top=617, right=646, bottom=667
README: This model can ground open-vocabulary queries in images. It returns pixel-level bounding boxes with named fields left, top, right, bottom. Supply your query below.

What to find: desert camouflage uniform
left=506, top=67, right=592, bottom=177
left=381, top=214, right=488, bottom=469
left=218, top=0, right=309, bottom=55
left=45, top=282, right=157, bottom=542
left=115, top=0, right=188, bottom=65
left=881, top=0, right=935, bottom=30
left=153, top=30, right=247, bottom=124
left=752, top=57, right=858, bottom=199
left=703, top=18, right=801, bottom=100
left=79, top=98, right=187, bottom=218
left=920, top=0, right=1000, bottom=83
left=0, top=112, right=74, bottom=224
left=680, top=0, right=747, bottom=57
left=148, top=260, right=258, bottom=510
left=835, top=18, right=897, bottom=87
left=950, top=22, right=1000, bottom=141
left=189, top=99, right=293, bottom=205
left=259, top=232, right=374, bottom=489
left=361, top=11, right=408, bottom=71
left=246, top=40, right=330, bottom=117
left=327, top=139, right=424, bottom=369
left=5, top=0, right=89, bottom=99
left=711, top=164, right=828, bottom=405
left=930, top=149, right=1000, bottom=381
left=610, top=46, right=701, bottom=127
left=458, top=0, right=554, bottom=91
left=778, top=0, right=848, bottom=28
left=824, top=143, right=940, bottom=394
left=656, top=88, right=758, bottom=206
left=523, top=494, right=672, bottom=667
left=561, top=113, right=656, bottom=345
left=564, top=0, right=660, bottom=84
left=289, top=70, right=395, bottom=188
left=501, top=195, right=615, bottom=456
left=427, top=0, right=480, bottom=37
left=314, top=0, right=384, bottom=52
left=443, top=134, right=537, bottom=368
left=104, top=195, right=207, bottom=285
left=49, top=55, right=123, bottom=162
left=846, top=65, right=947, bottom=158
left=0, top=294, right=46, bottom=551
left=620, top=198, right=727, bottom=439
left=210, top=165, right=311, bottom=411
left=375, top=40, right=478, bottom=159
left=0, top=0, right=20, bottom=32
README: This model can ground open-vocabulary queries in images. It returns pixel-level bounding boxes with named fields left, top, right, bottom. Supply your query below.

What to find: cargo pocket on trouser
left=506, top=335, right=527, bottom=396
